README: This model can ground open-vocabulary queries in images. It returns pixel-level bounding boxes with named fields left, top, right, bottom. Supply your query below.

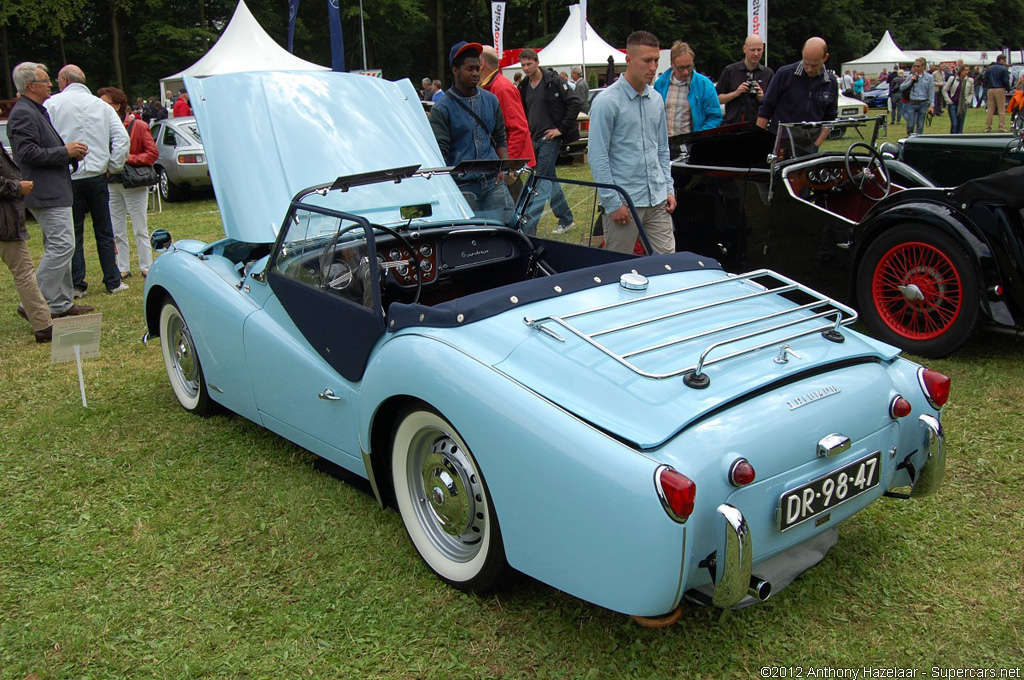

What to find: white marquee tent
left=842, top=30, right=1005, bottom=76
left=159, top=0, right=327, bottom=105
left=841, top=31, right=913, bottom=74
left=502, top=4, right=625, bottom=80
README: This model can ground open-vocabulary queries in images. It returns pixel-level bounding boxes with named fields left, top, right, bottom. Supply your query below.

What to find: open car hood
left=185, top=71, right=470, bottom=243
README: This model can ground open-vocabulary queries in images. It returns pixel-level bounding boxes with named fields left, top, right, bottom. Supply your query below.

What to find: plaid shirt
left=665, top=76, right=692, bottom=137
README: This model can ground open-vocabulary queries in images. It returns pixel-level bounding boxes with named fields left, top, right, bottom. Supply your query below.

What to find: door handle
left=318, top=388, right=342, bottom=401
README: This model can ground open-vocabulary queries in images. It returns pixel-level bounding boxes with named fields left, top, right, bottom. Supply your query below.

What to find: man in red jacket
left=172, top=89, right=192, bottom=118
left=480, top=46, right=535, bottom=199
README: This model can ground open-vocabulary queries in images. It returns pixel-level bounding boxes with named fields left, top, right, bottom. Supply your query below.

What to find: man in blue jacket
left=653, top=41, right=722, bottom=136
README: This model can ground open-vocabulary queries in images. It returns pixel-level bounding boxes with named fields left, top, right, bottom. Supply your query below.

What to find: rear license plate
left=778, top=451, right=881, bottom=532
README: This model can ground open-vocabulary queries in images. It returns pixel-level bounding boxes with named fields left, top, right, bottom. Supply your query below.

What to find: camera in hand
left=745, top=75, right=760, bottom=97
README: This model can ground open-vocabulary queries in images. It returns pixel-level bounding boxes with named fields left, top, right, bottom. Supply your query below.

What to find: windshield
left=773, top=115, right=885, bottom=161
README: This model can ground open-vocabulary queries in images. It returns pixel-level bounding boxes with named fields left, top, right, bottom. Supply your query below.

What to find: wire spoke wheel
left=857, top=224, right=978, bottom=357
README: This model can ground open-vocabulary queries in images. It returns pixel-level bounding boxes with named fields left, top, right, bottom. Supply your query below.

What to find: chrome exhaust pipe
left=748, top=576, right=772, bottom=601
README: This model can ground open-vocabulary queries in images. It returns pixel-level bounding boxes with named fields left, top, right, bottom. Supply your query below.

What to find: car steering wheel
left=373, top=225, right=423, bottom=305
left=844, top=142, right=891, bottom=201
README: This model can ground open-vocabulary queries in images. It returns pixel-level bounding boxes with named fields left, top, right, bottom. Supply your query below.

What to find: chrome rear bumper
left=712, top=504, right=753, bottom=608
left=910, top=414, right=945, bottom=497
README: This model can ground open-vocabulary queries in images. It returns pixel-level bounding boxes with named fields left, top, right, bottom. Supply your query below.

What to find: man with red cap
left=429, top=41, right=513, bottom=221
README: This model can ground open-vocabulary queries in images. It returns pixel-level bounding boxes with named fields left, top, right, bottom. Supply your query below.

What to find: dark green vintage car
left=881, top=131, right=1024, bottom=186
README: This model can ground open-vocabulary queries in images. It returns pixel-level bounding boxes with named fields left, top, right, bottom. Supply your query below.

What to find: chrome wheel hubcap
left=168, top=315, right=199, bottom=397
left=410, top=431, right=485, bottom=561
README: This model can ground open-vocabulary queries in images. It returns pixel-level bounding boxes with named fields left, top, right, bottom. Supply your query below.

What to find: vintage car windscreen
left=294, top=175, right=478, bottom=227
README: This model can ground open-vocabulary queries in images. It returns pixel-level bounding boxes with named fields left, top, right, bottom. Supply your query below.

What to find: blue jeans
left=457, top=176, right=513, bottom=223
left=889, top=97, right=902, bottom=123
left=948, top=106, right=965, bottom=134
left=905, top=100, right=929, bottom=135
left=522, top=138, right=573, bottom=235
left=71, top=175, right=122, bottom=292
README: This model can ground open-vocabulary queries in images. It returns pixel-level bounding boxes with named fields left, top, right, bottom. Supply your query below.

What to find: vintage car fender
left=144, top=245, right=262, bottom=422
left=357, top=332, right=688, bottom=617
left=853, top=195, right=1013, bottom=325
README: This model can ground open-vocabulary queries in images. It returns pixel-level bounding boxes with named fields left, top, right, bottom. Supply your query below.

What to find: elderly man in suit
left=7, top=61, right=93, bottom=318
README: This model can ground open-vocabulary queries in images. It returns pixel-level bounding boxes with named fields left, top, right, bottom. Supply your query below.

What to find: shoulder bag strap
left=445, top=90, right=498, bottom=150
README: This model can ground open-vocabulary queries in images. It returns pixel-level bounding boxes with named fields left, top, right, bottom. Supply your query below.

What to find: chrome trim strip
left=360, top=447, right=385, bottom=508
left=712, top=504, right=753, bottom=608
left=910, top=414, right=945, bottom=497
left=524, top=269, right=857, bottom=382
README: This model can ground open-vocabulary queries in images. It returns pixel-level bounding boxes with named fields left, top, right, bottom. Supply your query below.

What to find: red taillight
left=919, top=368, right=951, bottom=409
left=656, top=466, right=696, bottom=522
left=579, top=120, right=589, bottom=133
left=889, top=395, right=912, bottom=419
left=177, top=153, right=204, bottom=164
left=728, top=458, right=756, bottom=487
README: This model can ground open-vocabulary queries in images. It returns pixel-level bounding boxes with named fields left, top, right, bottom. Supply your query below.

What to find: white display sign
left=50, top=313, right=102, bottom=407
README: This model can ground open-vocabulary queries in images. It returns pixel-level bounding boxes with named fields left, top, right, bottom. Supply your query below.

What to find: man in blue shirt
left=588, top=30, right=676, bottom=255
left=984, top=54, right=1011, bottom=133
left=900, top=57, right=934, bottom=135
left=757, top=37, right=837, bottom=156
left=429, top=41, right=513, bottom=222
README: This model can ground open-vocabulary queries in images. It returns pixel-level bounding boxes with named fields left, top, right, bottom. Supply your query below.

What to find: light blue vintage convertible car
left=143, top=71, right=950, bottom=620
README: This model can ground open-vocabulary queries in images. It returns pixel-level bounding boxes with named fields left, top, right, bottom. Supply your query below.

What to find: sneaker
left=108, top=282, right=130, bottom=294
left=73, top=288, right=86, bottom=299
left=119, top=270, right=132, bottom=279
left=553, top=221, right=575, bottom=235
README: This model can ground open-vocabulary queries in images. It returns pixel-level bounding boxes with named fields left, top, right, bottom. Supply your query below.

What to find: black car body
left=669, top=116, right=1024, bottom=357
left=881, top=131, right=1024, bottom=186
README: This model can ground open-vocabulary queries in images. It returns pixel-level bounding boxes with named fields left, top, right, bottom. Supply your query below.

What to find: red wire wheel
left=872, top=240, right=962, bottom=340
left=857, top=224, right=978, bottom=358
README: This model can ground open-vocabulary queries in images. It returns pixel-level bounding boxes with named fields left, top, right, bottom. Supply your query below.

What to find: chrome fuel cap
left=619, top=273, right=649, bottom=291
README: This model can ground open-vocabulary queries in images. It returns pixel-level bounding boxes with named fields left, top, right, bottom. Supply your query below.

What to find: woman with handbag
left=98, top=87, right=158, bottom=278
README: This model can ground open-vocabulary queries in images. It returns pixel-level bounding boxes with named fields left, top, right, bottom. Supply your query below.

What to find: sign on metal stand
left=50, top=313, right=102, bottom=407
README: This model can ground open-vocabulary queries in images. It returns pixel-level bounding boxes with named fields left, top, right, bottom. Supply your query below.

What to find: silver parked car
left=149, top=116, right=211, bottom=201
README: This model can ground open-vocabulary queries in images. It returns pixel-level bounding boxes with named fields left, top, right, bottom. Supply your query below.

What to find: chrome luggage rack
left=523, top=269, right=858, bottom=389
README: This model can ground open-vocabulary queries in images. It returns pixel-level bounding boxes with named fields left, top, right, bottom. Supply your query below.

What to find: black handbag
left=122, top=163, right=158, bottom=188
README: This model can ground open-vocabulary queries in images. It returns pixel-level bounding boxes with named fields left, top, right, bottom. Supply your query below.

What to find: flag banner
left=328, top=0, right=346, bottom=72
left=748, top=0, right=766, bottom=47
left=492, top=2, right=507, bottom=59
left=579, top=0, right=587, bottom=41
left=287, top=0, right=301, bottom=53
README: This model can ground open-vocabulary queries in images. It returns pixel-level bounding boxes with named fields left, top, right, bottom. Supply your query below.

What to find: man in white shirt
left=45, top=65, right=130, bottom=295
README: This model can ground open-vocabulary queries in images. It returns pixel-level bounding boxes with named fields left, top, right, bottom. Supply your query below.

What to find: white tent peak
left=533, top=4, right=626, bottom=69
left=160, top=0, right=327, bottom=98
left=843, top=31, right=913, bottom=68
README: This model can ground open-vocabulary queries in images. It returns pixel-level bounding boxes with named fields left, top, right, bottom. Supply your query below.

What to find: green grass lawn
left=2, top=126, right=1022, bottom=677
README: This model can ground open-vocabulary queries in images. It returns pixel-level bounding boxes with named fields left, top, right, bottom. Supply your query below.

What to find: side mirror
left=151, top=229, right=172, bottom=252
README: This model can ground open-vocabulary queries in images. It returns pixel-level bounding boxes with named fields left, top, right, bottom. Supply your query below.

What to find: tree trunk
left=2, top=25, right=12, bottom=99
left=542, top=0, right=548, bottom=36
left=198, top=0, right=208, bottom=47
left=58, top=33, right=66, bottom=66
left=111, top=7, right=123, bottom=90
left=435, top=0, right=444, bottom=84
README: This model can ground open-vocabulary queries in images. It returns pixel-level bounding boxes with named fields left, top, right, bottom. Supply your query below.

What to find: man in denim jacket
left=430, top=41, right=513, bottom=222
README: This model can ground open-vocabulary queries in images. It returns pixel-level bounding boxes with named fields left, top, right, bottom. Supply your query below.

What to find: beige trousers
left=603, top=202, right=676, bottom=255
left=1, top=238, right=53, bottom=331
left=986, top=88, right=1006, bottom=131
